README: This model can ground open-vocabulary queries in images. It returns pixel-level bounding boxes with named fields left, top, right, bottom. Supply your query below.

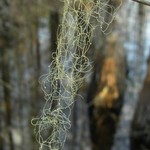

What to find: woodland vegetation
left=0, top=0, right=150, bottom=150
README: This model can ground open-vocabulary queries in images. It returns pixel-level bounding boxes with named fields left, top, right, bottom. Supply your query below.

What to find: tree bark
left=87, top=1, right=126, bottom=149
left=131, top=57, right=150, bottom=150
left=1, top=49, right=14, bottom=150
left=131, top=6, right=150, bottom=149
left=112, top=3, right=146, bottom=150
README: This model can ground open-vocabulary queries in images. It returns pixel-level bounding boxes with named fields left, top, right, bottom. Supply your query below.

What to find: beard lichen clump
left=31, top=0, right=121, bottom=150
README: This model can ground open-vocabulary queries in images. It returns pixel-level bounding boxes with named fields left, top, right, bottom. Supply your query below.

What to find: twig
left=132, top=0, right=150, bottom=6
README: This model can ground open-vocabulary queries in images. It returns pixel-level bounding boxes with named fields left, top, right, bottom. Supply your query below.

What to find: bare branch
left=132, top=0, right=150, bottom=6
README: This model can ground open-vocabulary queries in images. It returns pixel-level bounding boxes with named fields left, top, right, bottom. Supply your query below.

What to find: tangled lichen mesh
left=31, top=0, right=121, bottom=149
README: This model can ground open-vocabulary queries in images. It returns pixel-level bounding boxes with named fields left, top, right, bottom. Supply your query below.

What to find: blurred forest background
left=0, top=0, right=150, bottom=150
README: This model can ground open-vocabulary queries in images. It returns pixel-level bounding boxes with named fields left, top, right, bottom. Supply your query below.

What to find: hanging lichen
left=31, top=0, right=121, bottom=150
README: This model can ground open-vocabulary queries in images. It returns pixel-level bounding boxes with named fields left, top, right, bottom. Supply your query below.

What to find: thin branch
left=132, top=0, right=150, bottom=6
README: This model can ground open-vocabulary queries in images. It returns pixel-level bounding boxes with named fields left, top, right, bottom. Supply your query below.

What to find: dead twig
left=132, top=0, right=150, bottom=6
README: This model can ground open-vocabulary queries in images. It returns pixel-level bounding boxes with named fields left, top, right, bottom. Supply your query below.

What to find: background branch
left=132, top=0, right=150, bottom=6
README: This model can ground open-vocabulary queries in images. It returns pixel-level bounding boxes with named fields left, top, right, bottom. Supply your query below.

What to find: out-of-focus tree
left=131, top=56, right=150, bottom=150
left=130, top=5, right=150, bottom=149
left=86, top=1, right=126, bottom=150
left=0, top=0, right=58, bottom=150
left=112, top=2, right=148, bottom=150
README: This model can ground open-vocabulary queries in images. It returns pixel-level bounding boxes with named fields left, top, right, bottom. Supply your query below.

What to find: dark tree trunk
left=112, top=4, right=146, bottom=150
left=131, top=58, right=150, bottom=150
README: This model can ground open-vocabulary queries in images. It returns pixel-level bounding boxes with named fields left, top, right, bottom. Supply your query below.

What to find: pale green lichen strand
left=31, top=0, right=121, bottom=149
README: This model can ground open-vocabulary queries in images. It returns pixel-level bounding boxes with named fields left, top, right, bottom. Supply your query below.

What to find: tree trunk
left=112, top=3, right=146, bottom=150
left=131, top=6, right=150, bottom=148
left=131, top=57, right=150, bottom=150
left=87, top=1, right=126, bottom=150
left=1, top=49, right=14, bottom=150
